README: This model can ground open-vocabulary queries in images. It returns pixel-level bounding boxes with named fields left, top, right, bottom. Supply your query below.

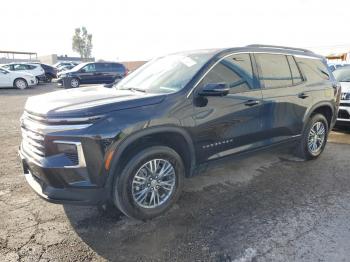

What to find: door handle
left=298, top=92, right=309, bottom=99
left=244, top=100, right=260, bottom=106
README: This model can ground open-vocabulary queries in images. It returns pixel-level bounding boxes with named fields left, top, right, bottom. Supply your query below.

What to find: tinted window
left=295, top=57, right=330, bottom=82
left=82, top=63, right=96, bottom=72
left=256, top=54, right=292, bottom=88
left=200, top=53, right=254, bottom=94
left=13, top=64, right=27, bottom=70
left=110, top=63, right=125, bottom=73
left=287, top=56, right=303, bottom=85
left=96, top=63, right=109, bottom=72
left=27, top=65, right=36, bottom=70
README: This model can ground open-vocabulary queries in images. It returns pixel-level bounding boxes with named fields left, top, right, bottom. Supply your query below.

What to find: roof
left=0, top=50, right=37, bottom=55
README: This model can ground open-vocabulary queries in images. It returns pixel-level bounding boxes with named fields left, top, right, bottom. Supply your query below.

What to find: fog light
left=54, top=141, right=86, bottom=167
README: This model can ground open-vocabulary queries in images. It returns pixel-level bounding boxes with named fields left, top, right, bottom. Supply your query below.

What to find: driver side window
left=199, top=53, right=254, bottom=94
left=83, top=64, right=96, bottom=73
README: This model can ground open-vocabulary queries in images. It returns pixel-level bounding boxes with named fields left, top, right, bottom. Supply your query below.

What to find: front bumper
left=36, top=74, right=46, bottom=82
left=19, top=145, right=108, bottom=205
left=337, top=101, right=350, bottom=125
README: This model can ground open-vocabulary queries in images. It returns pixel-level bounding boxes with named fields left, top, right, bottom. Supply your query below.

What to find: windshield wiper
left=120, top=87, right=146, bottom=93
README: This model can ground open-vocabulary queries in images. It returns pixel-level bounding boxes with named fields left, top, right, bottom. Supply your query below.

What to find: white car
left=0, top=68, right=37, bottom=89
left=1, top=63, right=46, bottom=83
left=333, top=65, right=350, bottom=125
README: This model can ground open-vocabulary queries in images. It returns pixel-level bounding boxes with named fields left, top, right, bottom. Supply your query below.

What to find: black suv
left=57, top=62, right=127, bottom=88
left=19, top=45, right=340, bottom=220
left=40, top=64, right=57, bottom=83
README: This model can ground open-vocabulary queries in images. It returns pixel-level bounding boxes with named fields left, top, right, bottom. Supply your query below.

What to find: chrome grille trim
left=21, top=111, right=92, bottom=162
left=21, top=116, right=92, bottom=135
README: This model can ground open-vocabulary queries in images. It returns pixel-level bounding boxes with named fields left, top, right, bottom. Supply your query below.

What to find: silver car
left=333, top=66, right=350, bottom=125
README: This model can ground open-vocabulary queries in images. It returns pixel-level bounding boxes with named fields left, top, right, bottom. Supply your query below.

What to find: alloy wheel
left=132, top=159, right=176, bottom=209
left=307, top=121, right=326, bottom=154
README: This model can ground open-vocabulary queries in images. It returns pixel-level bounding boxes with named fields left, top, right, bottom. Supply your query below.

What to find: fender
left=302, top=101, right=335, bottom=131
left=104, top=125, right=197, bottom=190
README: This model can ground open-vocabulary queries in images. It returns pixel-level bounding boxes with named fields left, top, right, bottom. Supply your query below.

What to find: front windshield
left=116, top=52, right=214, bottom=94
left=333, top=67, right=350, bottom=82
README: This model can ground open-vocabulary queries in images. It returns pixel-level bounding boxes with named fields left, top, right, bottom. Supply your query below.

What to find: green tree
left=72, top=27, right=93, bottom=59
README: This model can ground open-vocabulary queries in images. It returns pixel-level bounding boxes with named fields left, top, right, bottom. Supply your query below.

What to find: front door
left=191, top=53, right=263, bottom=163
left=79, top=63, right=97, bottom=84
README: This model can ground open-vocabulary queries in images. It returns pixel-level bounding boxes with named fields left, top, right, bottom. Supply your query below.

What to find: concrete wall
left=38, top=54, right=95, bottom=65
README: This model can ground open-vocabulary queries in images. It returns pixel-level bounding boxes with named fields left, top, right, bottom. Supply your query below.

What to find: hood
left=340, top=82, right=350, bottom=93
left=25, top=85, right=166, bottom=117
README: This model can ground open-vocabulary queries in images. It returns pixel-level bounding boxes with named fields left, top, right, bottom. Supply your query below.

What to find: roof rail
left=246, top=44, right=314, bottom=54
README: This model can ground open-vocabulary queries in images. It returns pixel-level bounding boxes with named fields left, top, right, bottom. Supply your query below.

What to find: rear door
left=255, top=53, right=308, bottom=142
left=191, top=53, right=264, bottom=162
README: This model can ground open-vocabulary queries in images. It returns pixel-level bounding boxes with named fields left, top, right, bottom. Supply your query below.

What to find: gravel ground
left=0, top=84, right=350, bottom=262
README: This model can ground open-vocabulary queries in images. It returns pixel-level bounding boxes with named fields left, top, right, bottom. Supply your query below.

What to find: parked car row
left=0, top=62, right=59, bottom=89
left=0, top=67, right=37, bottom=89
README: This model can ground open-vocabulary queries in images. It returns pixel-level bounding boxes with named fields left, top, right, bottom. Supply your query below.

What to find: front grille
left=65, top=152, right=79, bottom=165
left=21, top=113, right=46, bottom=159
left=341, top=93, right=350, bottom=100
left=340, top=103, right=350, bottom=107
left=338, top=110, right=350, bottom=119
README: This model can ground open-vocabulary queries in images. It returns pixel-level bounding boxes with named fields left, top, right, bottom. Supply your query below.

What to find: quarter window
left=199, top=53, right=254, bottom=94
left=255, top=54, right=293, bottom=89
left=295, top=57, right=330, bottom=82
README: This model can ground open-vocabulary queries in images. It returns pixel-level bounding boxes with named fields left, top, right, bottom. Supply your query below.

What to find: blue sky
left=1, top=0, right=349, bottom=61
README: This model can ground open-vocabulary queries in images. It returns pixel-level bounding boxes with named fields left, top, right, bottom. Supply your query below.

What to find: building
left=0, top=50, right=39, bottom=64
left=38, top=54, right=95, bottom=65
left=121, top=61, right=147, bottom=71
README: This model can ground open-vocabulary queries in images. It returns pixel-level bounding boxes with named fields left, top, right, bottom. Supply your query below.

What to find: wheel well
left=117, top=132, right=193, bottom=178
left=13, top=78, right=26, bottom=87
left=311, top=106, right=333, bottom=128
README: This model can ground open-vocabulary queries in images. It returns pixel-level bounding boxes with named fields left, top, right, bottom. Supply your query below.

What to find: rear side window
left=13, top=64, right=27, bottom=70
left=200, top=53, right=254, bottom=94
left=287, top=56, right=303, bottom=85
left=27, top=65, right=37, bottom=70
left=255, top=54, right=292, bottom=89
left=96, top=63, right=109, bottom=72
left=110, top=63, right=125, bottom=73
left=295, top=57, right=330, bottom=82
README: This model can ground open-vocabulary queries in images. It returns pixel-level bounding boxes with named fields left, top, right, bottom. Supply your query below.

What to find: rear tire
left=296, top=113, right=329, bottom=160
left=14, top=78, right=28, bottom=90
left=113, top=146, right=184, bottom=220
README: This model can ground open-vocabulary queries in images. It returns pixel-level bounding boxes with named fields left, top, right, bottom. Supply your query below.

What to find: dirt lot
left=1, top=84, right=350, bottom=262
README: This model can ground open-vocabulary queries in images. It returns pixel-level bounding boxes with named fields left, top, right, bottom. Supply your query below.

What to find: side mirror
left=198, top=83, right=229, bottom=96
left=80, top=68, right=86, bottom=73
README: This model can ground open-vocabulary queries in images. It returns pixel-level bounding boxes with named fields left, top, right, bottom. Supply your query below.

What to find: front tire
left=297, top=113, right=329, bottom=160
left=113, top=146, right=184, bottom=220
left=70, top=78, right=80, bottom=88
left=14, top=78, right=28, bottom=90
